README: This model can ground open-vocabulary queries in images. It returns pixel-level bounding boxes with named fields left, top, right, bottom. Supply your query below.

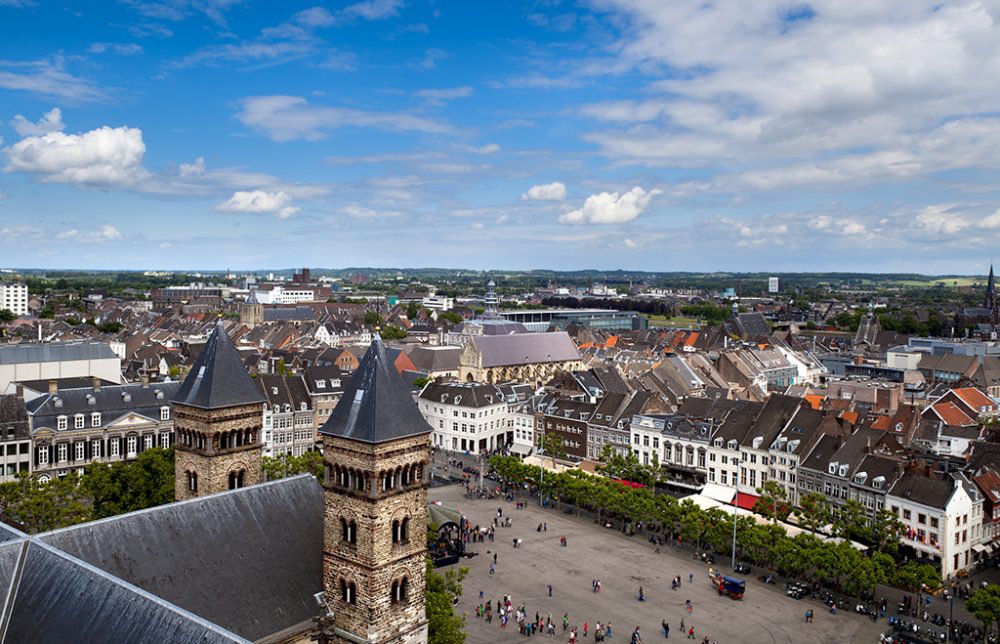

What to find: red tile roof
left=931, top=401, right=976, bottom=427
left=952, top=387, right=995, bottom=413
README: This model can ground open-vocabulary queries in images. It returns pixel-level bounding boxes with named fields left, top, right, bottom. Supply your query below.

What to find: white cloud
left=623, top=237, right=637, bottom=248
left=216, top=190, right=299, bottom=219
left=980, top=209, right=1000, bottom=230
left=416, top=86, right=473, bottom=106
left=522, top=181, right=567, bottom=201
left=414, top=48, right=447, bottom=71
left=4, top=125, right=147, bottom=186
left=0, top=225, right=43, bottom=239
left=10, top=107, right=64, bottom=136
left=0, top=58, right=105, bottom=102
left=236, top=95, right=451, bottom=141
left=476, top=143, right=500, bottom=155
left=293, top=7, right=336, bottom=27
left=56, top=224, right=122, bottom=242
left=179, top=156, right=206, bottom=177
left=578, top=0, right=1000, bottom=188
left=341, top=205, right=403, bottom=220
left=88, top=42, right=143, bottom=56
left=342, top=0, right=403, bottom=21
left=559, top=186, right=660, bottom=225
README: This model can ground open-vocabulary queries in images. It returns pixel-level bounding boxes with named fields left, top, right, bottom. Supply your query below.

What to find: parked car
left=785, top=581, right=808, bottom=599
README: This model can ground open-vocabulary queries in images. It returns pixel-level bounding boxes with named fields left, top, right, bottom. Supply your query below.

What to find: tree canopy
left=82, top=447, right=175, bottom=519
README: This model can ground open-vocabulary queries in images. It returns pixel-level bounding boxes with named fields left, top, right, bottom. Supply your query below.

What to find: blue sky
left=2, top=0, right=1000, bottom=273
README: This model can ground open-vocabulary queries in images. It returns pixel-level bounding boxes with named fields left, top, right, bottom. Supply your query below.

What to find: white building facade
left=0, top=283, right=28, bottom=317
left=418, top=381, right=511, bottom=453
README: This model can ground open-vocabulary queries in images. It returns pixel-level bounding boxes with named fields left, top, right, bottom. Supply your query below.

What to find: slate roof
left=320, top=337, right=433, bottom=443
left=26, top=382, right=182, bottom=428
left=888, top=472, right=957, bottom=510
left=0, top=341, right=118, bottom=365
left=173, top=323, right=265, bottom=410
left=0, top=394, right=29, bottom=441
left=471, top=332, right=580, bottom=368
left=39, top=475, right=323, bottom=641
left=408, top=345, right=461, bottom=373
left=419, top=381, right=505, bottom=408
left=17, top=376, right=118, bottom=392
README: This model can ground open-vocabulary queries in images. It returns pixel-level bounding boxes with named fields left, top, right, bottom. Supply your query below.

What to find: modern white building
left=417, top=381, right=510, bottom=452
left=0, top=342, right=122, bottom=394
left=0, top=283, right=28, bottom=317
left=421, top=292, right=454, bottom=311
left=887, top=471, right=983, bottom=579
left=252, top=286, right=319, bottom=305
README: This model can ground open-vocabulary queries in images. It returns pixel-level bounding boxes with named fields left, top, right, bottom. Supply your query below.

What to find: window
left=340, top=518, right=357, bottom=545
left=74, top=415, right=84, bottom=429
left=57, top=416, right=67, bottom=431
left=160, top=407, right=170, bottom=420
left=75, top=442, right=85, bottom=461
left=144, top=435, right=153, bottom=450
left=91, top=412, right=101, bottom=427
left=340, top=579, right=357, bottom=605
left=918, top=513, right=926, bottom=525
left=38, top=445, right=49, bottom=466
left=127, top=436, right=137, bottom=457
left=188, top=471, right=198, bottom=493
left=58, top=444, right=68, bottom=463
left=931, top=517, right=939, bottom=528
left=903, top=509, right=911, bottom=520
left=391, top=578, right=409, bottom=605
left=111, top=438, right=120, bottom=457
left=160, top=434, right=170, bottom=449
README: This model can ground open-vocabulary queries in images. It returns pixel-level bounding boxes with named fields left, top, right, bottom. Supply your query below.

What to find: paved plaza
left=432, top=483, right=887, bottom=644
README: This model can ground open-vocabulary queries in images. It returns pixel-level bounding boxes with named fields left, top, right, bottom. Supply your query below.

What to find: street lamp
left=537, top=446, right=544, bottom=507
left=731, top=460, right=740, bottom=571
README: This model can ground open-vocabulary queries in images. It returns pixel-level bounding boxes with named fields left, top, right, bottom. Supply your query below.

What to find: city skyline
left=2, top=1, right=1000, bottom=273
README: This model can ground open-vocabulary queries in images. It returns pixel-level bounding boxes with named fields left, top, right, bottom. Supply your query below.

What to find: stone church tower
left=239, top=289, right=264, bottom=328
left=320, top=337, right=431, bottom=644
left=172, top=323, right=266, bottom=501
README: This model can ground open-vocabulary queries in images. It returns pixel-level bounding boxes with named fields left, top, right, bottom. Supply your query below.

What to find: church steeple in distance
left=987, top=264, right=998, bottom=328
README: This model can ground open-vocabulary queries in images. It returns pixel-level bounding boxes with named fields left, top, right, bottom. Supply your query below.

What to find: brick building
left=173, top=323, right=266, bottom=500
left=320, top=337, right=431, bottom=643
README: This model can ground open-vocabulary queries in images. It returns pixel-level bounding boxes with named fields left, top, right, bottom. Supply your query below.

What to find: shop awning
left=734, top=492, right=760, bottom=511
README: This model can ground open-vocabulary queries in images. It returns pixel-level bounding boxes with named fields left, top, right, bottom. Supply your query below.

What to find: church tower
left=483, top=278, right=499, bottom=319
left=320, top=337, right=431, bottom=644
left=986, top=265, right=998, bottom=328
left=239, top=289, right=264, bottom=328
left=172, top=323, right=266, bottom=501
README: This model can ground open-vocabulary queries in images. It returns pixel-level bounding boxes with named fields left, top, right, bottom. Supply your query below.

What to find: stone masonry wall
left=174, top=402, right=264, bottom=501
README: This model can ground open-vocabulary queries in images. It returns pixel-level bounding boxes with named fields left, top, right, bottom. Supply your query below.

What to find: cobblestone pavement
left=432, top=483, right=889, bottom=644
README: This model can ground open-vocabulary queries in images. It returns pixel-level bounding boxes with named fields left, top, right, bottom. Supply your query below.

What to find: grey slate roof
left=1, top=540, right=247, bottom=643
left=27, top=382, right=182, bottom=428
left=888, top=471, right=957, bottom=510
left=320, top=337, right=433, bottom=443
left=0, top=341, right=118, bottom=365
left=419, top=381, right=505, bottom=408
left=471, top=332, right=580, bottom=368
left=173, top=323, right=265, bottom=410
left=39, top=475, right=323, bottom=641
left=408, top=345, right=461, bottom=373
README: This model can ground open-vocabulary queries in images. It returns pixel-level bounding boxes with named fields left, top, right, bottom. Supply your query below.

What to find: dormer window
left=57, top=415, right=67, bottom=430
left=838, top=464, right=849, bottom=477
left=272, top=387, right=279, bottom=395
left=728, top=440, right=738, bottom=450
left=331, top=379, right=341, bottom=388
left=854, top=472, right=868, bottom=485
left=74, top=414, right=84, bottom=429
left=317, top=380, right=326, bottom=389
left=828, top=462, right=839, bottom=475
left=713, top=438, right=723, bottom=447
left=160, top=407, right=170, bottom=421
left=872, top=476, right=885, bottom=490
left=455, top=396, right=463, bottom=405
left=91, top=412, right=101, bottom=427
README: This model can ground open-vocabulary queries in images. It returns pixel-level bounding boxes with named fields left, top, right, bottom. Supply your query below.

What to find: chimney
left=48, top=379, right=58, bottom=395
left=141, top=374, right=150, bottom=389
left=15, top=383, right=23, bottom=400
left=92, top=376, right=102, bottom=392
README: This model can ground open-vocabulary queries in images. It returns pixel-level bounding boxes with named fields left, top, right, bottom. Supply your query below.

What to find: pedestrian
left=549, top=584, right=553, bottom=597
left=679, top=618, right=684, bottom=633
left=584, top=623, right=589, bottom=638
left=686, top=627, right=694, bottom=640
left=662, top=620, right=669, bottom=638
left=631, top=627, right=641, bottom=644
left=689, top=573, right=693, bottom=584
left=606, top=623, right=613, bottom=639
left=638, top=586, right=645, bottom=601
left=494, top=553, right=498, bottom=564
left=563, top=614, right=569, bottom=632
left=593, top=579, right=598, bottom=593
left=490, top=562, right=495, bottom=575
left=597, top=580, right=601, bottom=593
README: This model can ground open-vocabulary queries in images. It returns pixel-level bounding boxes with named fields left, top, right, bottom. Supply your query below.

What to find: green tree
left=406, top=302, right=421, bottom=319
left=262, top=451, right=324, bottom=481
left=832, top=499, right=870, bottom=541
left=0, top=309, right=16, bottom=323
left=426, top=558, right=468, bottom=644
left=537, top=431, right=566, bottom=468
left=0, top=472, right=89, bottom=533
left=795, top=492, right=830, bottom=534
left=381, top=324, right=407, bottom=340
left=39, top=306, right=55, bottom=319
left=753, top=480, right=789, bottom=523
left=412, top=376, right=431, bottom=389
left=967, top=584, right=1000, bottom=636
left=438, top=311, right=464, bottom=325
left=364, top=311, right=383, bottom=326
left=82, top=448, right=175, bottom=519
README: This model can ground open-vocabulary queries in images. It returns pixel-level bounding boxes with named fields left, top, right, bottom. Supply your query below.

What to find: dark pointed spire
left=172, top=323, right=265, bottom=409
left=319, top=336, right=431, bottom=443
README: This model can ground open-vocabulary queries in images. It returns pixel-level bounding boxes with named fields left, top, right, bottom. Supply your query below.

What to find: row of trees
left=489, top=456, right=941, bottom=595
left=0, top=448, right=175, bottom=533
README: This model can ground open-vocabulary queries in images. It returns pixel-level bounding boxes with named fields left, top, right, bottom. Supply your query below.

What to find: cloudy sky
left=2, top=0, right=1000, bottom=273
